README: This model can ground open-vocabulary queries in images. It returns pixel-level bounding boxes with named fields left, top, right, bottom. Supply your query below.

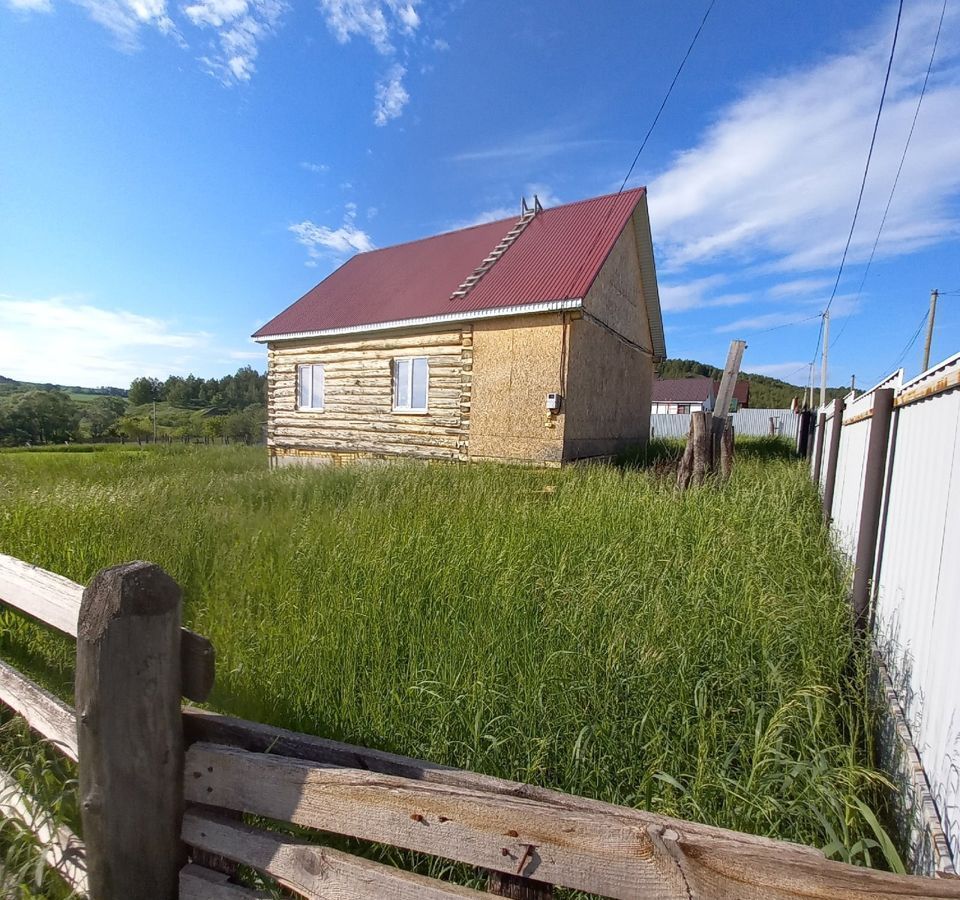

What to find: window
left=297, top=364, right=324, bottom=410
left=677, top=404, right=690, bottom=414
left=393, top=357, right=428, bottom=412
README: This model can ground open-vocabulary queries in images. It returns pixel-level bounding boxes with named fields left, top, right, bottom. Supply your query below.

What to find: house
left=651, top=377, right=750, bottom=414
left=252, top=188, right=666, bottom=467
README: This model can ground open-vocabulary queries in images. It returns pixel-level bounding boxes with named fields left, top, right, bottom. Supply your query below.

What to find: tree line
left=0, top=366, right=266, bottom=447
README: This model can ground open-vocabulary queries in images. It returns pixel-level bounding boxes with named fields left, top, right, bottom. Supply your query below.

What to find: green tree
left=128, top=377, right=163, bottom=406
left=1, top=391, right=81, bottom=444
left=202, top=415, right=226, bottom=444
left=80, top=396, right=127, bottom=441
left=116, top=415, right=151, bottom=446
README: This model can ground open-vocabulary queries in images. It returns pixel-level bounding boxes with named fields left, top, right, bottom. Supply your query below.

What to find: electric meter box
left=546, top=393, right=562, bottom=412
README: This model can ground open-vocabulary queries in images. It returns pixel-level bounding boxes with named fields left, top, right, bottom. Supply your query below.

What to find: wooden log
left=675, top=417, right=695, bottom=490
left=691, top=410, right=712, bottom=486
left=0, top=554, right=215, bottom=703
left=76, top=562, right=184, bottom=900
left=0, top=659, right=78, bottom=760
left=179, top=863, right=270, bottom=899
left=183, top=807, right=492, bottom=900
left=0, top=769, right=88, bottom=895
left=719, top=421, right=734, bottom=481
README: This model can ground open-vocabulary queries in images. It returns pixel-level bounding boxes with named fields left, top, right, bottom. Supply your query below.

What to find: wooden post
left=719, top=421, right=734, bottom=480
left=691, top=411, right=712, bottom=485
left=676, top=417, right=695, bottom=490
left=76, top=561, right=185, bottom=899
left=821, top=399, right=845, bottom=523
left=812, top=412, right=827, bottom=483
left=796, top=410, right=812, bottom=458
left=851, top=388, right=894, bottom=630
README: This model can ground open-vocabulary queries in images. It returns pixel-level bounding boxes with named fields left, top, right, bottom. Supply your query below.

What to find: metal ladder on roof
left=449, top=199, right=540, bottom=301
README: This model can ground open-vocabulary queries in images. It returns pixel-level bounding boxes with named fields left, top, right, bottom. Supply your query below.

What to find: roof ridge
left=349, top=187, right=648, bottom=258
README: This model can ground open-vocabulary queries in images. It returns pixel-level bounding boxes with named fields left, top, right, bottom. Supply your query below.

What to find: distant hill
left=658, top=359, right=848, bottom=409
left=0, top=375, right=127, bottom=400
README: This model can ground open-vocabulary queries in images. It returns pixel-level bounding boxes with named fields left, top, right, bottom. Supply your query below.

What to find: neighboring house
left=253, top=188, right=666, bottom=467
left=651, top=377, right=750, bottom=414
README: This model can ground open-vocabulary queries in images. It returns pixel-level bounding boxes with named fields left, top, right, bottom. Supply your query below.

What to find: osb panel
left=583, top=206, right=654, bottom=353
left=468, top=314, right=566, bottom=464
left=266, top=326, right=468, bottom=461
left=563, top=316, right=652, bottom=460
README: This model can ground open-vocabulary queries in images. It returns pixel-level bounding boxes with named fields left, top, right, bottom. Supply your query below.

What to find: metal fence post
left=76, top=562, right=185, bottom=899
left=851, top=389, right=895, bottom=629
left=821, top=399, right=844, bottom=522
left=812, top=412, right=827, bottom=482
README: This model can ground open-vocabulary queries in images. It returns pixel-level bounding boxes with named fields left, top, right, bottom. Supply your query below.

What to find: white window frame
left=392, top=356, right=429, bottom=414
left=297, top=363, right=325, bottom=411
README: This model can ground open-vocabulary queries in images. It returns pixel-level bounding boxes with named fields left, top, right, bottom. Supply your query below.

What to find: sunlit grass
left=0, top=442, right=895, bottom=871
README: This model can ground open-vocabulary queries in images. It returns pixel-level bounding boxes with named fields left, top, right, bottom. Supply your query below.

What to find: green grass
left=0, top=441, right=895, bottom=878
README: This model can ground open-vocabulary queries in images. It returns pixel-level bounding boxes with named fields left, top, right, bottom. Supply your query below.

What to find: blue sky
left=1, top=0, right=959, bottom=390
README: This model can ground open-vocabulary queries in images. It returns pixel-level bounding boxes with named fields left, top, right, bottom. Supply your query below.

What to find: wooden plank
left=0, top=769, right=88, bottom=895
left=0, top=554, right=81, bottom=636
left=182, top=808, right=492, bottom=900
left=181, top=708, right=822, bottom=863
left=0, top=659, right=78, bottom=761
left=185, top=741, right=960, bottom=900
left=0, top=554, right=215, bottom=703
left=77, top=562, right=185, bottom=900
left=179, top=863, right=270, bottom=899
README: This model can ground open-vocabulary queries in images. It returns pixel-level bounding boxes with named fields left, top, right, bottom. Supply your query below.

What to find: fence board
left=182, top=708, right=823, bottom=863
left=0, top=659, right=78, bottom=761
left=179, top=863, right=270, bottom=899
left=183, top=808, right=492, bottom=900
left=0, top=554, right=215, bottom=702
left=185, top=743, right=960, bottom=900
left=0, top=769, right=88, bottom=895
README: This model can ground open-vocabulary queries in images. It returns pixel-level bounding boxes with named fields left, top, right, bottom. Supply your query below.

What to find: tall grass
left=0, top=443, right=893, bottom=868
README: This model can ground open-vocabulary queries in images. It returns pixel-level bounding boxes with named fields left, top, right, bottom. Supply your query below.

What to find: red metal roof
left=253, top=188, right=646, bottom=339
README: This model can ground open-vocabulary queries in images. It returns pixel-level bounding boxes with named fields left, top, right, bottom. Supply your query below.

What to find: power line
left=618, top=0, right=719, bottom=192
left=748, top=312, right=823, bottom=337
left=831, top=0, right=947, bottom=353
left=563, top=0, right=717, bottom=298
left=822, top=0, right=905, bottom=317
left=887, top=308, right=930, bottom=373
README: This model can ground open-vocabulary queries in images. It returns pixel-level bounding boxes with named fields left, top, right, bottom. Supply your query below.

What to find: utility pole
left=922, top=288, right=939, bottom=372
left=806, top=363, right=814, bottom=409
left=851, top=374, right=856, bottom=394
left=820, top=309, right=829, bottom=408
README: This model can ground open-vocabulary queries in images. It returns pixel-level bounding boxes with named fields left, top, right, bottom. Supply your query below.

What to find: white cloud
left=431, top=36, right=448, bottom=51
left=0, top=294, right=228, bottom=386
left=300, top=160, right=329, bottom=173
left=647, top=0, right=960, bottom=274
left=658, top=274, right=752, bottom=313
left=768, top=277, right=833, bottom=298
left=451, top=127, right=608, bottom=166
left=289, top=205, right=375, bottom=263
left=317, top=0, right=420, bottom=54
left=188, top=0, right=287, bottom=84
left=5, top=0, right=53, bottom=11
left=451, top=184, right=562, bottom=230
left=71, top=0, right=180, bottom=51
left=373, top=63, right=408, bottom=125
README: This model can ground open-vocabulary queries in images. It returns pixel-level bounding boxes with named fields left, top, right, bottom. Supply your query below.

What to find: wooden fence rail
left=2, top=553, right=960, bottom=898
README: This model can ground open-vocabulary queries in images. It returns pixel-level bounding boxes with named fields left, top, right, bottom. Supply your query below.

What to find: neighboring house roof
left=253, top=188, right=665, bottom=357
left=652, top=377, right=750, bottom=406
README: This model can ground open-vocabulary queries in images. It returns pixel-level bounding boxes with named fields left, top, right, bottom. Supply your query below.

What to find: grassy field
left=0, top=441, right=896, bottom=880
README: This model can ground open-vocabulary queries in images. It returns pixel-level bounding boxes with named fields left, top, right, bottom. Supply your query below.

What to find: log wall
left=266, top=327, right=471, bottom=465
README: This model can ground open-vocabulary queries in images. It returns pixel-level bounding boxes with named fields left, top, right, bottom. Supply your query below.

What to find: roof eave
left=251, top=298, right=584, bottom=344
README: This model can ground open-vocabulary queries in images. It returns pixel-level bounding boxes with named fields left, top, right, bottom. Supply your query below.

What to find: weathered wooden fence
left=3, top=553, right=960, bottom=898
left=810, top=350, right=960, bottom=876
